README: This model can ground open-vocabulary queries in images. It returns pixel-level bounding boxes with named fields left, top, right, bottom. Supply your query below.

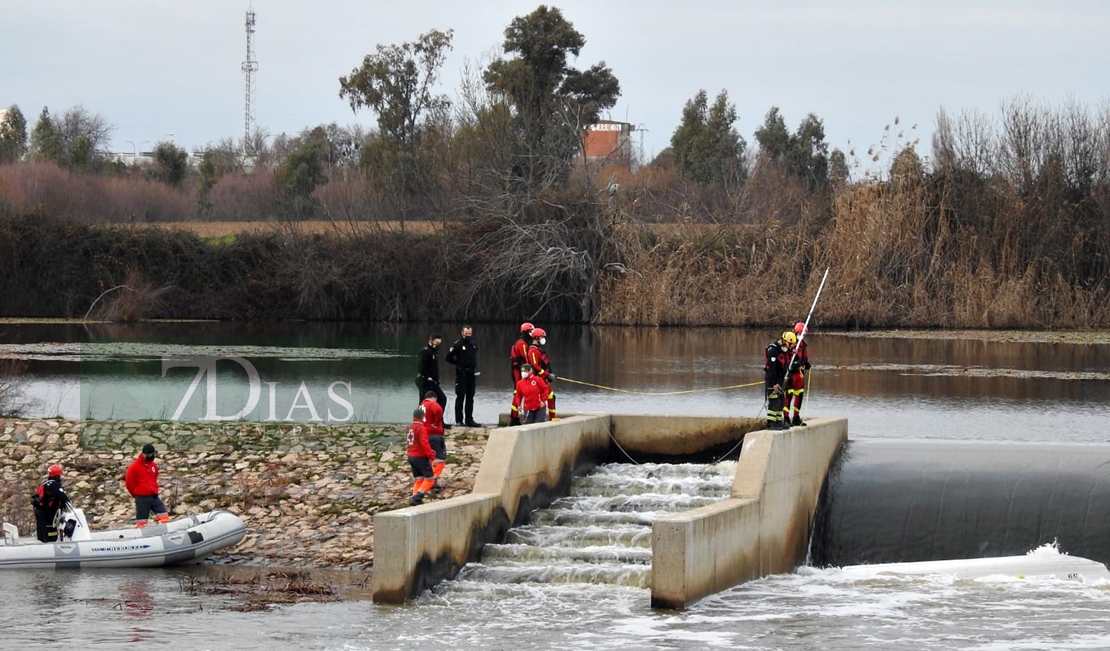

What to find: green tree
left=890, top=145, right=924, bottom=189
left=196, top=150, right=217, bottom=217
left=669, top=89, right=746, bottom=186
left=754, top=107, right=829, bottom=187
left=0, top=105, right=28, bottom=163
left=754, top=107, right=791, bottom=162
left=339, top=29, right=454, bottom=147
left=28, top=107, right=63, bottom=164
left=275, top=127, right=327, bottom=219
left=828, top=148, right=849, bottom=187
left=27, top=105, right=112, bottom=170
left=483, top=5, right=620, bottom=185
left=151, top=141, right=188, bottom=186
left=790, top=113, right=829, bottom=187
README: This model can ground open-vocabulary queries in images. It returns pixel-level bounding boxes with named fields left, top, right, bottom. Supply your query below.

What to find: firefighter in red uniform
left=510, top=364, right=556, bottom=425
left=421, top=390, right=447, bottom=492
left=786, top=322, right=812, bottom=426
left=526, top=328, right=553, bottom=382
left=510, top=322, right=534, bottom=383
left=406, top=407, right=436, bottom=506
left=125, top=443, right=170, bottom=527
left=764, top=331, right=795, bottom=430
left=32, top=464, right=69, bottom=542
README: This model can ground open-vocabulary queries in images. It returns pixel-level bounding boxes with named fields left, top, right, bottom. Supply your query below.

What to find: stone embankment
left=0, top=419, right=488, bottom=570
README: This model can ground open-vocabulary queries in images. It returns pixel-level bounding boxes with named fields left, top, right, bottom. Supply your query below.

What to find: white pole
left=782, top=267, right=830, bottom=387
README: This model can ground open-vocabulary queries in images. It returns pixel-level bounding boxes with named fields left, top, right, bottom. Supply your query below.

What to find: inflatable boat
left=0, top=507, right=246, bottom=569
left=841, top=546, right=1110, bottom=583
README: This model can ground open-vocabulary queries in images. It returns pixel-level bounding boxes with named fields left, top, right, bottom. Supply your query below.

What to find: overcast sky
left=4, top=0, right=1108, bottom=169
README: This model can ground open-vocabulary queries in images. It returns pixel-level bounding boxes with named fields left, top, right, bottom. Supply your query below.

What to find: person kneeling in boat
left=31, top=464, right=70, bottom=542
left=509, top=364, right=556, bottom=425
left=125, top=443, right=170, bottom=527
left=406, top=407, right=436, bottom=506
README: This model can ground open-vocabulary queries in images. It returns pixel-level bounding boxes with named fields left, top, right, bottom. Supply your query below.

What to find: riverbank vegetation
left=1, top=6, right=1107, bottom=328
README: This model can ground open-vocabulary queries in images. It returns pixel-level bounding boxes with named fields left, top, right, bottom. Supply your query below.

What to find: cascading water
left=448, top=461, right=736, bottom=590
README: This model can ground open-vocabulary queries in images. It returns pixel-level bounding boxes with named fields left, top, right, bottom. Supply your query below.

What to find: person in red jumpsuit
left=526, top=328, right=553, bottom=382
left=510, top=322, right=534, bottom=383
left=786, top=322, right=812, bottom=426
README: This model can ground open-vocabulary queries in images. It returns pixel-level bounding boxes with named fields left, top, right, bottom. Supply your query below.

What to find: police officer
left=418, top=333, right=447, bottom=413
left=446, top=325, right=481, bottom=427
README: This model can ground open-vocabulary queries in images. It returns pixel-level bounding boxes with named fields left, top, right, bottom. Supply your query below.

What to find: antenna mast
left=241, top=8, right=259, bottom=146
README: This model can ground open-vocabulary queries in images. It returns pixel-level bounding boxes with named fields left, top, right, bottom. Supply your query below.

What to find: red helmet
left=794, top=322, right=807, bottom=336
left=531, top=328, right=546, bottom=338
left=48, top=464, right=63, bottom=478
left=520, top=322, right=534, bottom=333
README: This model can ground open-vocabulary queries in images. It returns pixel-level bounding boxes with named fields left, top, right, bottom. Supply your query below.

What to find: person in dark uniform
left=418, top=334, right=447, bottom=412
left=32, top=464, right=69, bottom=543
left=764, top=331, right=796, bottom=430
left=786, top=322, right=812, bottom=426
left=445, top=325, right=481, bottom=427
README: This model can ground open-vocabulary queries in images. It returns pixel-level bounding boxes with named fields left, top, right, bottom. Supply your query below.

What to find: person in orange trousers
left=406, top=407, right=436, bottom=506
left=421, top=390, right=447, bottom=493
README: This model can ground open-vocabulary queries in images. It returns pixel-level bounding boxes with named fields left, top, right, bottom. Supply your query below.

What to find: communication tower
left=241, top=8, right=259, bottom=146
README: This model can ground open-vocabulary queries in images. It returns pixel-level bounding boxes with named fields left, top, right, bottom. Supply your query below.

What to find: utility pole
left=635, top=123, right=649, bottom=171
left=241, top=8, right=259, bottom=148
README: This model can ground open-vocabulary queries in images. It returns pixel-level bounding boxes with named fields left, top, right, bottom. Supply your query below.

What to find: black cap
left=142, top=443, right=156, bottom=454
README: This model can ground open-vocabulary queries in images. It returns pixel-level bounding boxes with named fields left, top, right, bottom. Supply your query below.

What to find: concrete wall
left=609, top=414, right=763, bottom=459
left=372, top=414, right=611, bottom=603
left=650, top=417, right=848, bottom=609
left=373, top=413, right=847, bottom=606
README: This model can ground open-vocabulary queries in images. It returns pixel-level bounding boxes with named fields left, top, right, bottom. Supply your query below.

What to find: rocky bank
left=0, top=419, right=489, bottom=571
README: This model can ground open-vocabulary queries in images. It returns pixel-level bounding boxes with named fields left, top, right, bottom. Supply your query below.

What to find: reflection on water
left=1, top=322, right=1108, bottom=441
left=0, top=322, right=1108, bottom=648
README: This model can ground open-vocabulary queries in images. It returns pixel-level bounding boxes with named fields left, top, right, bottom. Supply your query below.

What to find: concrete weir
left=371, top=414, right=847, bottom=607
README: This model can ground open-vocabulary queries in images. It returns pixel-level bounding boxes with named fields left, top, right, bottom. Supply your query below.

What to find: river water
left=1, top=322, right=1109, bottom=649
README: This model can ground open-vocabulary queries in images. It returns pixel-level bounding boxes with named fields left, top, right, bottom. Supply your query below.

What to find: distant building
left=580, top=120, right=635, bottom=169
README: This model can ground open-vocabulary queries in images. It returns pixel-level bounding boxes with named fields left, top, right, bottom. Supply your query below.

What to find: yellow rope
left=556, top=377, right=763, bottom=396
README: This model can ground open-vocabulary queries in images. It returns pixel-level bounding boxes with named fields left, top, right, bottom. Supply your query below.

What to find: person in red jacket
left=421, top=391, right=447, bottom=492
left=125, top=443, right=170, bottom=527
left=526, top=328, right=553, bottom=382
left=510, top=364, right=557, bottom=425
left=406, top=407, right=436, bottom=506
left=510, top=322, right=534, bottom=383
